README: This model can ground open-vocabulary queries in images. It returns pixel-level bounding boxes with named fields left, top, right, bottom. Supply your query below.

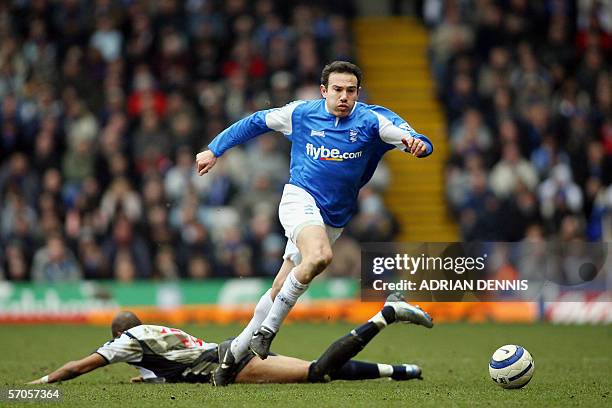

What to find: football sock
left=260, top=270, right=308, bottom=333
left=330, top=360, right=382, bottom=380
left=308, top=317, right=389, bottom=382
left=378, top=364, right=394, bottom=377
left=391, top=365, right=418, bottom=381
left=230, top=289, right=273, bottom=360
left=317, top=361, right=418, bottom=382
left=368, top=305, right=396, bottom=329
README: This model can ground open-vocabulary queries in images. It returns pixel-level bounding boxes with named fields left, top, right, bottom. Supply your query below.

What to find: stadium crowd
left=426, top=0, right=612, bottom=242
left=0, top=0, right=397, bottom=282
left=3, top=0, right=608, bottom=283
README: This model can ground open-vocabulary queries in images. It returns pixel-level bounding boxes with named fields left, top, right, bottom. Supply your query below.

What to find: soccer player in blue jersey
left=195, top=61, right=434, bottom=386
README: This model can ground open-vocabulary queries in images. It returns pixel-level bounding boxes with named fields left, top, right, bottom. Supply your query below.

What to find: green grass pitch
left=1, top=322, right=610, bottom=407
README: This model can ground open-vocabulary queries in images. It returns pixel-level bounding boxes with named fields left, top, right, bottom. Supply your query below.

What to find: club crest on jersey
left=310, top=129, right=325, bottom=137
left=349, top=129, right=358, bottom=143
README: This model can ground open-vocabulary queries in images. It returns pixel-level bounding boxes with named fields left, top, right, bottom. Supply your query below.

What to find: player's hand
left=130, top=376, right=144, bottom=383
left=26, top=379, right=42, bottom=385
left=195, top=150, right=217, bottom=175
left=402, top=137, right=428, bottom=157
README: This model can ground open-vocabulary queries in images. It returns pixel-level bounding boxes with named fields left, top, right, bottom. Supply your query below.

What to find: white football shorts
left=279, top=184, right=343, bottom=265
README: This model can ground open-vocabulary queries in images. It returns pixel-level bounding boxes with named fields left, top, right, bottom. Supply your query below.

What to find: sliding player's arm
left=370, top=106, right=433, bottom=158
left=27, top=333, right=143, bottom=384
left=196, top=101, right=304, bottom=175
left=27, top=353, right=108, bottom=384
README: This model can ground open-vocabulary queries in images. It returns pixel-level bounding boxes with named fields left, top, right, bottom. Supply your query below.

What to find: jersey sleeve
left=96, top=333, right=143, bottom=364
left=208, top=101, right=304, bottom=157
left=369, top=105, right=433, bottom=157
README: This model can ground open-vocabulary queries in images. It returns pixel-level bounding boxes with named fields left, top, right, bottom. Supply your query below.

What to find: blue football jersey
left=208, top=99, right=433, bottom=227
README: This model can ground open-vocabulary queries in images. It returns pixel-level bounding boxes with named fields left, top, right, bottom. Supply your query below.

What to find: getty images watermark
left=360, top=242, right=611, bottom=302
left=370, top=252, right=526, bottom=291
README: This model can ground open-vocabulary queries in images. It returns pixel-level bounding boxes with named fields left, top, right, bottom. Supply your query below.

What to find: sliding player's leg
left=230, top=293, right=432, bottom=386
left=235, top=355, right=311, bottom=384
left=307, top=293, right=433, bottom=382
left=330, top=360, right=422, bottom=381
left=234, top=355, right=422, bottom=384
left=250, top=225, right=333, bottom=359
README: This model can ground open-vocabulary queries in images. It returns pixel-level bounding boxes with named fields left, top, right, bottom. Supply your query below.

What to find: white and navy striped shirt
left=96, top=325, right=218, bottom=382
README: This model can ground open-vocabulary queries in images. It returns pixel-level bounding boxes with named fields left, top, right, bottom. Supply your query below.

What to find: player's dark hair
left=321, top=61, right=362, bottom=89
left=111, top=311, right=142, bottom=338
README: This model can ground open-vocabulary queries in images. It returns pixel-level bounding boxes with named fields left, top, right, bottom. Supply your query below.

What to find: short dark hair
left=321, top=61, right=362, bottom=89
left=111, top=311, right=142, bottom=338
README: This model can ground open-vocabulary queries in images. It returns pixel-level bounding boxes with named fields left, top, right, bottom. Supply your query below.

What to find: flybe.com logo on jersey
left=306, top=143, right=363, bottom=161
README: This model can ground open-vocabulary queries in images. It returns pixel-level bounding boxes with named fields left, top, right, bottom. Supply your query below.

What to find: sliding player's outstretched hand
left=196, top=150, right=217, bottom=175
left=402, top=137, right=428, bottom=157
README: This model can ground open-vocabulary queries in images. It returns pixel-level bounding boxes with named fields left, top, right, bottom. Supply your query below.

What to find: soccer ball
left=489, top=345, right=534, bottom=389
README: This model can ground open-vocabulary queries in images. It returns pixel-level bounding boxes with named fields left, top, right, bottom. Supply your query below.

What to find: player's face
left=321, top=72, right=360, bottom=118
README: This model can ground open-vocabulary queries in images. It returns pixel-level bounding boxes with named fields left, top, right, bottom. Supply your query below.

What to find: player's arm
left=383, top=123, right=432, bottom=157
left=370, top=107, right=433, bottom=157
left=27, top=353, right=108, bottom=384
left=196, top=101, right=304, bottom=175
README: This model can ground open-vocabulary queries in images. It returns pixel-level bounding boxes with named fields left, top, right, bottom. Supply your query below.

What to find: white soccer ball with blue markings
left=489, top=345, right=534, bottom=389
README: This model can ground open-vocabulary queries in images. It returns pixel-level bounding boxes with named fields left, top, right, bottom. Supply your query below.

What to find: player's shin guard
left=230, top=289, right=274, bottom=360
left=307, top=320, right=383, bottom=382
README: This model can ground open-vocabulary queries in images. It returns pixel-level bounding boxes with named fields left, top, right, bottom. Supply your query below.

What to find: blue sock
left=391, top=365, right=421, bottom=381
left=307, top=321, right=383, bottom=382
left=330, top=360, right=381, bottom=380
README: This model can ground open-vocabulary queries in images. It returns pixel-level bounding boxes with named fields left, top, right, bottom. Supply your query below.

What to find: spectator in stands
left=163, top=147, right=192, bottom=202
left=154, top=245, right=180, bottom=280
left=458, top=169, right=501, bottom=240
left=31, top=233, right=81, bottom=282
left=3, top=1, right=552, bottom=281
left=100, top=177, right=142, bottom=227
left=78, top=234, right=109, bottom=280
left=450, top=108, right=493, bottom=158
left=2, top=240, right=30, bottom=281
left=539, top=163, right=584, bottom=230
left=489, top=142, right=539, bottom=200
left=187, top=255, right=212, bottom=280
left=433, top=0, right=609, bottom=242
left=0, top=153, right=39, bottom=207
left=102, top=215, right=151, bottom=279
left=132, top=109, right=171, bottom=176
left=429, top=2, right=474, bottom=86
